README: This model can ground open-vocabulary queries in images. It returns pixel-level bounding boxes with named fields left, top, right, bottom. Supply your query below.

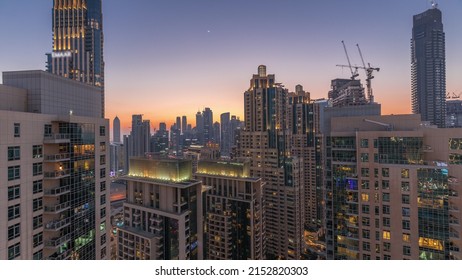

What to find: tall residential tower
left=411, top=4, right=446, bottom=127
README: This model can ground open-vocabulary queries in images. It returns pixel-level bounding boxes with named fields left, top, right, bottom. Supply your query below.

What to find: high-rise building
left=411, top=5, right=446, bottom=127
left=213, top=121, right=220, bottom=144
left=151, top=122, right=169, bottom=155
left=203, top=108, right=213, bottom=144
left=220, top=113, right=231, bottom=156
left=238, top=65, right=304, bottom=259
left=195, top=111, right=204, bottom=145
left=287, top=85, right=319, bottom=229
left=124, top=115, right=151, bottom=172
left=117, top=157, right=204, bottom=260
left=113, top=116, right=121, bottom=143
left=324, top=114, right=462, bottom=260
left=0, top=70, right=110, bottom=260
left=446, top=100, right=462, bottom=128
left=195, top=160, right=265, bottom=260
left=182, top=116, right=187, bottom=134
left=176, top=116, right=181, bottom=134
left=46, top=0, right=105, bottom=117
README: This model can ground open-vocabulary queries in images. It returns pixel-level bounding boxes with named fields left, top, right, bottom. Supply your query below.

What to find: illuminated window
left=401, top=169, right=409, bottom=179
left=402, top=233, right=411, bottom=243
left=383, top=230, right=391, bottom=240
left=361, top=193, right=369, bottom=202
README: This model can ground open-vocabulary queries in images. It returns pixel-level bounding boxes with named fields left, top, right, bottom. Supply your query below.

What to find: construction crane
left=337, top=40, right=359, bottom=80
left=356, top=44, right=380, bottom=103
left=446, top=92, right=461, bottom=99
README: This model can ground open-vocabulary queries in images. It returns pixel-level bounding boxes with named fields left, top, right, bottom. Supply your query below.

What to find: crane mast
left=356, top=44, right=380, bottom=103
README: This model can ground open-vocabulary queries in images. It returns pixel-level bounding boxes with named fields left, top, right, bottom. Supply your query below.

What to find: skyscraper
left=411, top=4, right=446, bottom=127
left=124, top=115, right=151, bottom=172
left=182, top=116, right=187, bottom=134
left=0, top=70, right=110, bottom=260
left=220, top=112, right=231, bottom=157
left=46, top=0, right=105, bottom=117
left=113, top=116, right=121, bottom=143
left=238, top=65, right=304, bottom=259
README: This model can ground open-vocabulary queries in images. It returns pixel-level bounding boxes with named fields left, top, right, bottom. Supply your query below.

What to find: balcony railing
left=44, top=201, right=70, bottom=214
left=45, top=217, right=71, bottom=231
left=44, top=185, right=71, bottom=197
left=45, top=233, right=71, bottom=248
left=44, top=134, right=70, bottom=143
left=44, top=170, right=70, bottom=179
left=44, top=153, right=70, bottom=162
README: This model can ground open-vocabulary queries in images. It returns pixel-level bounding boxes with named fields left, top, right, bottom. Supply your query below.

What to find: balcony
left=47, top=249, right=71, bottom=260
left=44, top=169, right=70, bottom=179
left=44, top=185, right=71, bottom=197
left=45, top=217, right=71, bottom=231
left=44, top=201, right=71, bottom=214
left=44, top=153, right=70, bottom=162
left=45, top=233, right=71, bottom=248
left=44, top=134, right=70, bottom=144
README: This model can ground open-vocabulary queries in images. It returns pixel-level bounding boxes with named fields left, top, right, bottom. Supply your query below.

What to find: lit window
left=383, top=230, right=391, bottom=240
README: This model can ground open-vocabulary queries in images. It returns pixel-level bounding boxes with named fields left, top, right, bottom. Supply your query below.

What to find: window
left=8, top=243, right=20, bottom=260
left=375, top=218, right=380, bottom=228
left=100, top=126, right=106, bottom=136
left=382, top=168, right=389, bottom=177
left=375, top=206, right=380, bottom=216
left=100, top=181, right=106, bottom=192
left=362, top=229, right=370, bottom=239
left=33, top=163, right=43, bottom=176
left=373, top=139, right=378, bottom=148
left=33, top=180, right=43, bottom=194
left=375, top=231, right=380, bottom=241
left=384, top=242, right=391, bottom=252
left=100, top=168, right=106, bottom=179
left=8, top=146, right=20, bottom=161
left=33, top=145, right=43, bottom=158
left=403, top=233, right=411, bottom=243
left=383, top=230, right=391, bottom=240
left=8, top=223, right=20, bottom=240
left=402, top=194, right=410, bottom=204
left=383, top=205, right=390, bottom=215
left=361, top=193, right=369, bottom=202
left=8, top=204, right=20, bottom=220
left=100, top=208, right=106, bottom=219
left=100, top=194, right=106, bottom=205
left=384, top=255, right=391, bottom=260
left=33, top=198, right=43, bottom=212
left=100, top=142, right=106, bottom=152
left=375, top=244, right=381, bottom=253
left=374, top=153, right=378, bottom=163
left=361, top=168, right=369, bottom=177
left=360, top=139, right=369, bottom=148
left=101, top=234, right=107, bottom=245
left=401, top=181, right=410, bottom=192
left=374, top=168, right=378, bottom=178
left=402, top=220, right=411, bottom=230
left=100, top=155, right=106, bottom=165
left=33, top=250, right=43, bottom=260
left=382, top=180, right=390, bottom=190
left=362, top=204, right=370, bottom=214
left=14, top=123, right=20, bottom=137
left=33, top=232, right=43, bottom=247
left=363, top=254, right=371, bottom=260
left=382, top=193, right=390, bottom=202
left=8, top=185, right=20, bottom=200
left=360, top=153, right=369, bottom=162
left=44, top=124, right=52, bottom=136
left=362, top=217, right=370, bottom=226
left=402, top=207, right=410, bottom=217
left=401, top=169, right=409, bottom=179
left=363, top=242, right=370, bottom=252
left=361, top=181, right=370, bottom=189
left=33, top=215, right=43, bottom=230
left=403, top=246, right=411, bottom=256
left=8, top=165, right=20, bottom=181
left=383, top=217, right=391, bottom=227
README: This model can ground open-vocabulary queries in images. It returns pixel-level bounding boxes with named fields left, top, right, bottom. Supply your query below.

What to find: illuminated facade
left=411, top=6, right=446, bottom=128
left=46, top=0, right=104, bottom=116
left=0, top=71, right=110, bottom=260
left=325, top=114, right=462, bottom=260
left=117, top=157, right=203, bottom=260
left=238, top=65, right=305, bottom=259
left=195, top=160, right=265, bottom=259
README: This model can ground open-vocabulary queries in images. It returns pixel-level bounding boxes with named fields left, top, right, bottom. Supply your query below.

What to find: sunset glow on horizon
left=1, top=0, right=461, bottom=136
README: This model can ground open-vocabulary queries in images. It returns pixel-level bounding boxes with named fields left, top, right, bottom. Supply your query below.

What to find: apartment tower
left=411, top=4, right=446, bottom=127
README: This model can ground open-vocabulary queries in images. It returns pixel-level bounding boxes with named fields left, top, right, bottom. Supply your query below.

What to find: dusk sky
left=1, top=0, right=461, bottom=136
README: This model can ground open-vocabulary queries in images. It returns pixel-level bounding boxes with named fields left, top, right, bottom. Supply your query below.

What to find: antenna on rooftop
left=431, top=0, right=438, bottom=9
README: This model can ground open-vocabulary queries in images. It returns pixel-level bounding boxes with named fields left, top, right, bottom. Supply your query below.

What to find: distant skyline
left=1, top=0, right=461, bottom=135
